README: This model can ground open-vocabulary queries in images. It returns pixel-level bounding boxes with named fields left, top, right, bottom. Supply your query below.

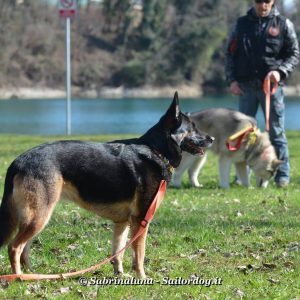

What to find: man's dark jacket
left=225, top=6, right=299, bottom=84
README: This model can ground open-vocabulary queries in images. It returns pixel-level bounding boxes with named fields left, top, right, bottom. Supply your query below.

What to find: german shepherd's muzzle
left=0, top=92, right=213, bottom=278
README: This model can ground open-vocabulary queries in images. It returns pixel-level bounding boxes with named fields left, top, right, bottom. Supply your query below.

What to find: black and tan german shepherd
left=0, top=92, right=213, bottom=278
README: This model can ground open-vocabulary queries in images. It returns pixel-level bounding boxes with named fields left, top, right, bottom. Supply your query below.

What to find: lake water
left=0, top=95, right=300, bottom=135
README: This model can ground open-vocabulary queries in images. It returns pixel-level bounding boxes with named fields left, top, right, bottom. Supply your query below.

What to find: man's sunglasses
left=255, top=0, right=272, bottom=3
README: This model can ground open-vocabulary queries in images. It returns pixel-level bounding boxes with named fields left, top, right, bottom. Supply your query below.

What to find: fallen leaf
left=60, top=287, right=71, bottom=294
left=264, top=231, right=273, bottom=237
left=287, top=242, right=299, bottom=252
left=196, top=249, right=207, bottom=256
left=171, top=199, right=179, bottom=206
left=237, top=265, right=248, bottom=274
left=101, top=223, right=111, bottom=231
left=158, top=267, right=168, bottom=274
left=242, top=226, right=252, bottom=233
left=213, top=246, right=221, bottom=252
left=0, top=279, right=9, bottom=289
left=268, top=278, right=280, bottom=284
left=223, top=252, right=233, bottom=258
left=50, top=248, right=62, bottom=255
left=247, top=264, right=260, bottom=270
left=52, top=287, right=71, bottom=297
left=188, top=254, right=198, bottom=260
left=249, top=253, right=260, bottom=260
left=86, top=291, right=98, bottom=298
left=234, top=288, right=245, bottom=298
left=235, top=211, right=243, bottom=217
left=25, top=283, right=41, bottom=296
left=61, top=258, right=69, bottom=265
left=263, top=262, right=277, bottom=269
left=190, top=274, right=198, bottom=280
left=283, top=261, right=294, bottom=268
left=67, top=244, right=79, bottom=251
left=255, top=242, right=265, bottom=249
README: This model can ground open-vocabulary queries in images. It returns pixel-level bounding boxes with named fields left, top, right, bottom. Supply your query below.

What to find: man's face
left=254, top=0, right=275, bottom=17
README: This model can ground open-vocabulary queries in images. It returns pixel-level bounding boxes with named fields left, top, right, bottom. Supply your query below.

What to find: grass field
left=0, top=133, right=299, bottom=299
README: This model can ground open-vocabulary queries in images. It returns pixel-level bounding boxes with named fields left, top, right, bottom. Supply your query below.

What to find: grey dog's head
left=250, top=132, right=283, bottom=187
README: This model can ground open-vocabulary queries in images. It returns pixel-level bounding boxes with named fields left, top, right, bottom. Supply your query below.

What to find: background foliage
left=0, top=0, right=299, bottom=93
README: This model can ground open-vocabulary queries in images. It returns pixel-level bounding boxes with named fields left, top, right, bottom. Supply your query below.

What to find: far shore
left=0, top=84, right=300, bottom=100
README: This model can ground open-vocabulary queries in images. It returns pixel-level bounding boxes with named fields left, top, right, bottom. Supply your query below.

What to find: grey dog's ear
left=272, top=159, right=284, bottom=169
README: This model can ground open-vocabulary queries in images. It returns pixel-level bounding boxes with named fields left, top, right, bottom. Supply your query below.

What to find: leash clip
left=226, top=126, right=257, bottom=152
left=140, top=219, right=148, bottom=228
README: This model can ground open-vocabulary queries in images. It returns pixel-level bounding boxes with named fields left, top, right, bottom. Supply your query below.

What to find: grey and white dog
left=172, top=108, right=282, bottom=189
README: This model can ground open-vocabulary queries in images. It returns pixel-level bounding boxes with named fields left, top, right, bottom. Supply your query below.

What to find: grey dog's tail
left=0, top=164, right=16, bottom=248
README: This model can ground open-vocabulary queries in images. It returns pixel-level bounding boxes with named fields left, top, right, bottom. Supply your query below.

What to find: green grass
left=0, top=132, right=299, bottom=299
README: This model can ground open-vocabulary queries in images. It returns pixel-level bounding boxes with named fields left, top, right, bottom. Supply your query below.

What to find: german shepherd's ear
left=163, top=91, right=181, bottom=129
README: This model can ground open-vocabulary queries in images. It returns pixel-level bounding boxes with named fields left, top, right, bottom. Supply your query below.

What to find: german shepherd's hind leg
left=8, top=174, right=63, bottom=274
left=20, top=239, right=33, bottom=271
left=8, top=226, right=39, bottom=274
left=111, top=221, right=130, bottom=275
left=130, top=216, right=149, bottom=279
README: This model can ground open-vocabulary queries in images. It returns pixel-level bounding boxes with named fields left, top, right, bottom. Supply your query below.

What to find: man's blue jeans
left=238, top=81, right=290, bottom=184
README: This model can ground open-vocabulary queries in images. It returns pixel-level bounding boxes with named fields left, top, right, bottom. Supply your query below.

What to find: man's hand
left=266, top=70, right=281, bottom=84
left=229, top=81, right=244, bottom=96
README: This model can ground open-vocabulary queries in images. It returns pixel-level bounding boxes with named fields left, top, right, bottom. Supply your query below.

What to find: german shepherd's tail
left=0, top=164, right=16, bottom=248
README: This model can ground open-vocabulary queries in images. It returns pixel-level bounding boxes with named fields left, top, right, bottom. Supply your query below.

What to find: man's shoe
left=276, top=181, right=289, bottom=188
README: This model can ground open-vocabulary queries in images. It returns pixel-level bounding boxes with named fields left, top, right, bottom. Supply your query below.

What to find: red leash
left=0, top=180, right=167, bottom=283
left=226, top=75, right=278, bottom=150
left=226, top=126, right=255, bottom=151
left=263, top=76, right=278, bottom=132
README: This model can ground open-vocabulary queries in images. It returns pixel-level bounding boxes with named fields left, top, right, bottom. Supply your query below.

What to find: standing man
left=225, top=0, right=299, bottom=188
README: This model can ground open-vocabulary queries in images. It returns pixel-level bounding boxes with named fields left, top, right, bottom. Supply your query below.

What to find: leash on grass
left=0, top=180, right=167, bottom=283
left=263, top=75, right=278, bottom=132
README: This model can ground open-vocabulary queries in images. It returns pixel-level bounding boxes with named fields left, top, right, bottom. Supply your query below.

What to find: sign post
left=59, top=0, right=77, bottom=135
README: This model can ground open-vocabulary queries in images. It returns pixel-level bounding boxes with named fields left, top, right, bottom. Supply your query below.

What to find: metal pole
left=66, top=17, right=71, bottom=135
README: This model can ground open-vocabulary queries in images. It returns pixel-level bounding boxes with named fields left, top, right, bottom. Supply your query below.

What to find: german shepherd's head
left=142, top=92, right=214, bottom=168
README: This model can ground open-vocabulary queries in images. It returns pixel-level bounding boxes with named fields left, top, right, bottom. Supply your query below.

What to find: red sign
left=59, top=0, right=77, bottom=18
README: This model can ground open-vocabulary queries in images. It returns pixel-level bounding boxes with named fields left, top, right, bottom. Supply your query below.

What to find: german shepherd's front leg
left=112, top=221, right=130, bottom=275
left=130, top=216, right=149, bottom=279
